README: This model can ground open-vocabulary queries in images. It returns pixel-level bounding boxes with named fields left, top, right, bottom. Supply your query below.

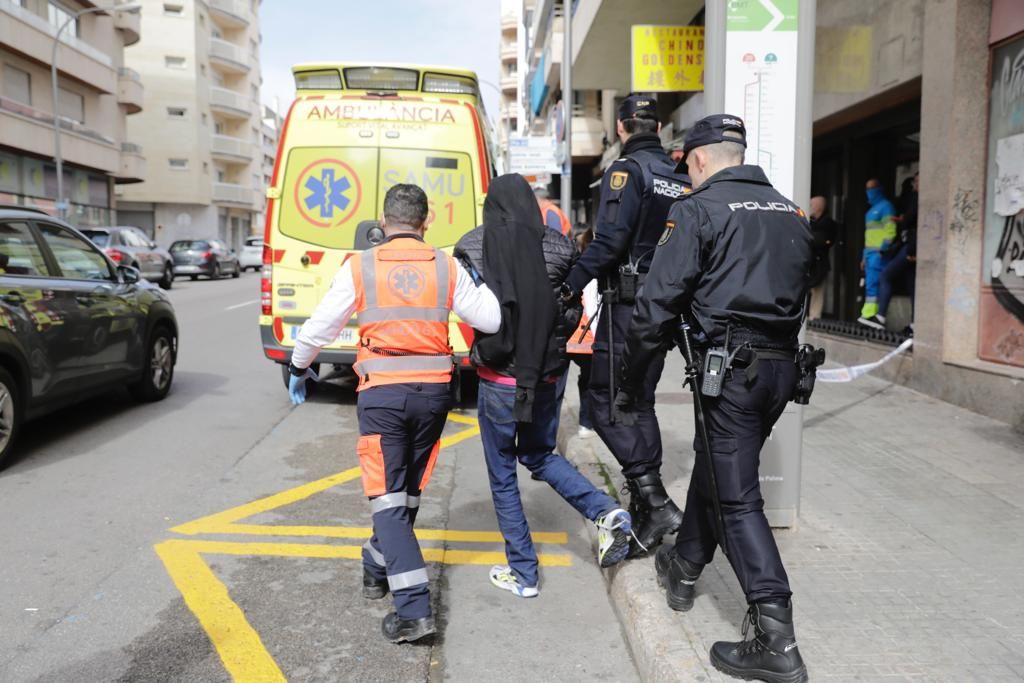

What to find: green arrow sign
left=727, top=0, right=799, bottom=32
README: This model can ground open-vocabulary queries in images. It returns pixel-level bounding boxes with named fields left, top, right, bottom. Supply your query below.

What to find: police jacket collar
left=700, top=164, right=772, bottom=189
left=622, top=132, right=664, bottom=156
left=381, top=232, right=425, bottom=244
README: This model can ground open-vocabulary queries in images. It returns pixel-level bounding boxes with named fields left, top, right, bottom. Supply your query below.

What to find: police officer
left=288, top=184, right=500, bottom=643
left=559, top=94, right=691, bottom=554
left=615, top=115, right=812, bottom=683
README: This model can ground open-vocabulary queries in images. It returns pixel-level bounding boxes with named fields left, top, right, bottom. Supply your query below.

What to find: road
left=0, top=274, right=637, bottom=682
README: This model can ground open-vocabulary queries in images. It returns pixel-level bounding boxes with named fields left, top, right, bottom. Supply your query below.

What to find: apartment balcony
left=0, top=96, right=118, bottom=174
left=115, top=142, right=145, bottom=184
left=500, top=74, right=517, bottom=94
left=208, top=0, right=251, bottom=29
left=114, top=5, right=141, bottom=46
left=501, top=12, right=516, bottom=32
left=211, top=134, right=254, bottom=163
left=117, top=67, right=143, bottom=114
left=500, top=43, right=517, bottom=61
left=209, top=37, right=251, bottom=75
left=0, top=0, right=116, bottom=94
left=213, top=182, right=254, bottom=206
left=210, top=86, right=253, bottom=120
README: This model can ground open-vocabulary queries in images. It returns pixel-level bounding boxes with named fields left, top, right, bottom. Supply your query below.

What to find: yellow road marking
left=183, top=523, right=568, bottom=545
left=155, top=538, right=571, bottom=681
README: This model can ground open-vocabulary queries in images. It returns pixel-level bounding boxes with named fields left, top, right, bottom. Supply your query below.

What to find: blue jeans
left=478, top=378, right=618, bottom=587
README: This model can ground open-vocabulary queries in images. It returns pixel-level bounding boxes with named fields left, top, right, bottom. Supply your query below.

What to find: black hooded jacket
left=453, top=174, right=580, bottom=421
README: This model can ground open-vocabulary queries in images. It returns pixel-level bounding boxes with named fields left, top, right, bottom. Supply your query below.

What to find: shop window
left=2, top=64, right=31, bottom=106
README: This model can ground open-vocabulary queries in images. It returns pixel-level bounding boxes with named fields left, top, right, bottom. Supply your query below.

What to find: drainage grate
left=808, top=319, right=912, bottom=348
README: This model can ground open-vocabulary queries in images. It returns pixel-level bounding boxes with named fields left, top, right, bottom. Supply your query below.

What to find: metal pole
left=793, top=1, right=817, bottom=212
left=703, top=0, right=727, bottom=113
left=560, top=2, right=572, bottom=220
left=50, top=4, right=139, bottom=221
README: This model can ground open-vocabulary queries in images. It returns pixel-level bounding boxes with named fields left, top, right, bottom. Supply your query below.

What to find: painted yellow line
left=185, top=522, right=569, bottom=545
left=171, top=467, right=363, bottom=535
left=154, top=540, right=286, bottom=683
left=445, top=412, right=479, bottom=426
left=439, top=423, right=480, bottom=449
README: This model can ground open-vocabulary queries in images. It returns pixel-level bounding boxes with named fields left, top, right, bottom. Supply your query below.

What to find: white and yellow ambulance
left=258, top=63, right=497, bottom=385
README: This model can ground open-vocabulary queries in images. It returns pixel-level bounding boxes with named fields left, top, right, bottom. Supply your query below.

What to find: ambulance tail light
left=261, top=244, right=273, bottom=315
left=423, top=73, right=478, bottom=96
left=343, top=67, right=419, bottom=91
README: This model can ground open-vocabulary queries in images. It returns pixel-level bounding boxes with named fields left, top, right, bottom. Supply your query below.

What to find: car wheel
left=280, top=362, right=320, bottom=391
left=0, top=367, right=23, bottom=469
left=129, top=325, right=175, bottom=402
left=232, top=262, right=240, bottom=279
left=211, top=262, right=221, bottom=280
left=159, top=263, right=174, bottom=290
left=190, top=275, right=199, bottom=281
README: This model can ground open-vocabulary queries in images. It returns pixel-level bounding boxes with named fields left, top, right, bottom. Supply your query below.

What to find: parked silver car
left=82, top=227, right=175, bottom=289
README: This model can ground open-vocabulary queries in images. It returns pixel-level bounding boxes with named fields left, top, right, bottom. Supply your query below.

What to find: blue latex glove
left=288, top=367, right=319, bottom=405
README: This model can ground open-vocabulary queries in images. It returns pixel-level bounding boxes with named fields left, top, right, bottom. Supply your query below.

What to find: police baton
left=679, top=323, right=729, bottom=558
left=603, top=287, right=616, bottom=424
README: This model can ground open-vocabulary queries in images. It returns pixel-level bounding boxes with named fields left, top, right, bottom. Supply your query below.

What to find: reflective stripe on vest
left=352, top=237, right=456, bottom=390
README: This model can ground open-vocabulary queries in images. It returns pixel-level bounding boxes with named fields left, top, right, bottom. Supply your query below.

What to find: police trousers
left=358, top=382, right=451, bottom=620
left=674, top=358, right=795, bottom=604
left=588, top=302, right=666, bottom=479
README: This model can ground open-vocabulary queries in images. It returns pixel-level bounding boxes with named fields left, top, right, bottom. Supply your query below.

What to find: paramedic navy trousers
left=358, top=382, right=451, bottom=620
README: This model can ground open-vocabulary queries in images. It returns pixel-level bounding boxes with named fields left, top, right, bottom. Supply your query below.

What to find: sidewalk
left=558, top=351, right=1024, bottom=682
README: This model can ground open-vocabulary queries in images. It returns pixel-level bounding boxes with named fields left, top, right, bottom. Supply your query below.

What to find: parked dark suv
left=170, top=239, right=241, bottom=280
left=82, top=226, right=175, bottom=289
left=0, top=207, right=178, bottom=467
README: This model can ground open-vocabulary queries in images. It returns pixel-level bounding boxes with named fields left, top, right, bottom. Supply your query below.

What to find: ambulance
left=259, top=63, right=497, bottom=387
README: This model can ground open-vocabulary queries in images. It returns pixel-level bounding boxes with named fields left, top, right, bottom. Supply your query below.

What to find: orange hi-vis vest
left=539, top=199, right=572, bottom=236
left=351, top=236, right=457, bottom=390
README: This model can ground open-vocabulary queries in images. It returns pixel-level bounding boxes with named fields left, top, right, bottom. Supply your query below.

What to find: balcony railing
left=209, top=86, right=253, bottom=118
left=0, top=0, right=113, bottom=67
left=209, top=37, right=251, bottom=73
left=213, top=182, right=254, bottom=205
left=208, top=0, right=251, bottom=27
left=212, top=134, right=254, bottom=161
left=114, top=5, right=141, bottom=46
left=0, top=95, right=115, bottom=146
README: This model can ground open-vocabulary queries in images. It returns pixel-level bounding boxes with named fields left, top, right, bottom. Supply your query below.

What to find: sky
left=259, top=0, right=502, bottom=126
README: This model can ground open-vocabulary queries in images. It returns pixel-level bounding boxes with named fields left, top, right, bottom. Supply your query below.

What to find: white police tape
left=815, top=338, right=914, bottom=383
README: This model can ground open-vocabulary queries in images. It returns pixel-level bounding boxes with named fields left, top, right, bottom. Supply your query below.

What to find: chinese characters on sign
left=631, top=25, right=704, bottom=93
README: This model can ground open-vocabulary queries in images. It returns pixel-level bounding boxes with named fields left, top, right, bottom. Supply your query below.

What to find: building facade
left=519, top=0, right=1023, bottom=429
left=119, top=0, right=262, bottom=251
left=0, top=0, right=145, bottom=227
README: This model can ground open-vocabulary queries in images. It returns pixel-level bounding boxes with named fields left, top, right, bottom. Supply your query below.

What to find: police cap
left=678, top=114, right=747, bottom=170
left=617, top=94, right=658, bottom=121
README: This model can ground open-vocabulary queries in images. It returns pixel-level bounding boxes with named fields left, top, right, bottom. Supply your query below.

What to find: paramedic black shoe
left=382, top=612, right=436, bottom=644
left=362, top=570, right=388, bottom=599
left=654, top=545, right=702, bottom=612
left=710, top=600, right=808, bottom=683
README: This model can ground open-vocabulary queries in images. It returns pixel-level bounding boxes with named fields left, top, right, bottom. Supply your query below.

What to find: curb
left=558, top=404, right=725, bottom=683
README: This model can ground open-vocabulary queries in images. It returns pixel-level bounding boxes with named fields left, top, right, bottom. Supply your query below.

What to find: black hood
left=482, top=173, right=545, bottom=240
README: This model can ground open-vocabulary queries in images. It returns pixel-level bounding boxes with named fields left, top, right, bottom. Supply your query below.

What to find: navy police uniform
left=619, top=115, right=812, bottom=682
left=563, top=94, right=691, bottom=553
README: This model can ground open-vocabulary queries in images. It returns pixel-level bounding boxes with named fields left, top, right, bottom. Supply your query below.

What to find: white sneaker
left=489, top=565, right=538, bottom=598
left=577, top=426, right=596, bottom=438
left=596, top=508, right=632, bottom=568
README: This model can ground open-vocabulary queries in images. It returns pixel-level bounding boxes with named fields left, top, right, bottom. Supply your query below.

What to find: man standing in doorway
left=858, top=178, right=897, bottom=327
left=807, top=196, right=839, bottom=320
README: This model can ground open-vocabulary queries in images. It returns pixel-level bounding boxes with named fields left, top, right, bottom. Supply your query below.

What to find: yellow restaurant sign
left=631, top=25, right=704, bottom=92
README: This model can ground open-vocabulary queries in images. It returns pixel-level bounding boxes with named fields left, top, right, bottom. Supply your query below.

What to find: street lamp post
left=50, top=3, right=140, bottom=220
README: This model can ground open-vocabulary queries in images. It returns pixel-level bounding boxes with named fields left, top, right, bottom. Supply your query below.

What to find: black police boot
left=363, top=570, right=388, bottom=600
left=654, top=545, right=702, bottom=612
left=622, top=479, right=649, bottom=558
left=710, top=600, right=808, bottom=683
left=381, top=612, right=436, bottom=644
left=630, top=472, right=684, bottom=554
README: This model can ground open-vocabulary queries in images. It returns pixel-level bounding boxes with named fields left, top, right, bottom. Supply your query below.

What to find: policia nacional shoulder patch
left=609, top=171, right=629, bottom=191
left=658, top=220, right=676, bottom=246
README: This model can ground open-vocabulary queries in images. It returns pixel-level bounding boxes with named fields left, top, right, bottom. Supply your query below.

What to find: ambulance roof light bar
left=344, top=66, right=419, bottom=91
left=294, top=69, right=342, bottom=91
left=422, top=73, right=478, bottom=96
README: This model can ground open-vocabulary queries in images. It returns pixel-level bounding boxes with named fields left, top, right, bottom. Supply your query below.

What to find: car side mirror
left=117, top=264, right=141, bottom=285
